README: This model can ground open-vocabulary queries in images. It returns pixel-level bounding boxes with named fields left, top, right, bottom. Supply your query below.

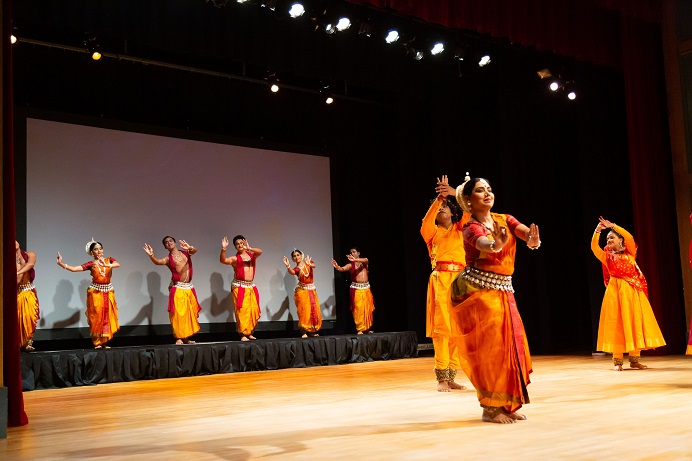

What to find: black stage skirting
left=20, top=331, right=419, bottom=391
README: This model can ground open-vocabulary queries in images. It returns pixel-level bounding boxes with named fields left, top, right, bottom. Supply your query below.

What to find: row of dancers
left=16, top=235, right=375, bottom=349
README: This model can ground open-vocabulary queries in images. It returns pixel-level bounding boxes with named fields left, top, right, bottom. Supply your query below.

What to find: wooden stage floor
left=3, top=354, right=692, bottom=460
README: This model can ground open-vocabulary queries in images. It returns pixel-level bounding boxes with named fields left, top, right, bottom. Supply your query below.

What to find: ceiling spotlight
left=288, top=3, right=305, bottom=18
left=564, top=81, right=577, bottom=100
left=385, top=30, right=399, bottom=44
left=236, top=0, right=250, bottom=3
left=10, top=34, right=17, bottom=44
left=265, top=72, right=280, bottom=93
left=83, top=33, right=101, bottom=61
left=320, top=87, right=334, bottom=104
left=478, top=55, right=491, bottom=67
left=536, top=68, right=552, bottom=79
left=549, top=81, right=560, bottom=91
left=430, top=42, right=444, bottom=55
left=324, top=23, right=336, bottom=34
left=403, top=39, right=425, bottom=61
left=336, top=17, right=351, bottom=31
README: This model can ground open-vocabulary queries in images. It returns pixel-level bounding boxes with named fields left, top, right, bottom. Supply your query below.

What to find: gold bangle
left=489, top=241, right=501, bottom=253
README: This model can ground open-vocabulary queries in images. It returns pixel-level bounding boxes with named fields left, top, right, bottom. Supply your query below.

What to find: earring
left=467, top=201, right=471, bottom=206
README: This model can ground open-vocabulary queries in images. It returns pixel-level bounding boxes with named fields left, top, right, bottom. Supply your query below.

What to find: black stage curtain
left=21, top=332, right=419, bottom=391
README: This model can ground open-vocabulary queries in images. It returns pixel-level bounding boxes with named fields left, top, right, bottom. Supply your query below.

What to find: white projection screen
left=26, top=118, right=335, bottom=333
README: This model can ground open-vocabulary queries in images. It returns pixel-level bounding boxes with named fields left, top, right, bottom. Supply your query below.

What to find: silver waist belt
left=18, top=283, right=36, bottom=293
left=350, top=282, right=370, bottom=289
left=461, top=266, right=514, bottom=293
left=89, top=282, right=114, bottom=292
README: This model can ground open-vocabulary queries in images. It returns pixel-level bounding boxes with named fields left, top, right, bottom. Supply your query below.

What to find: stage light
left=336, top=17, right=351, bottom=31
left=385, top=30, right=399, bottom=44
left=320, top=86, right=334, bottom=104
left=549, top=81, right=560, bottom=91
left=537, top=68, right=552, bottom=79
left=403, top=38, right=425, bottom=61
left=288, top=3, right=305, bottom=18
left=478, top=55, right=491, bottom=67
left=430, top=42, right=444, bottom=55
left=324, top=23, right=336, bottom=34
left=265, top=71, right=280, bottom=93
left=83, top=33, right=101, bottom=61
left=565, top=80, right=577, bottom=100
left=10, top=34, right=17, bottom=44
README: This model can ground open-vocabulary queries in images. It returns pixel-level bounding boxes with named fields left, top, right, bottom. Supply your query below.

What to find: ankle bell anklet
left=480, top=404, right=503, bottom=418
left=434, top=367, right=451, bottom=382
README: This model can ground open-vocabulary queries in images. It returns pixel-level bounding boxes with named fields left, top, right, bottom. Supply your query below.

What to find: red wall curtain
left=3, top=0, right=29, bottom=427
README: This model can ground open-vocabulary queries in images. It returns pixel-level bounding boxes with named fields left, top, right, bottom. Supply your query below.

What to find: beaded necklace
left=299, top=263, right=310, bottom=278
left=95, top=258, right=107, bottom=276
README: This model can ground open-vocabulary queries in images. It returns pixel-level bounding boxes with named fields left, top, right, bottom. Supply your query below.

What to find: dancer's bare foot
left=241, top=336, right=250, bottom=342
left=314, top=333, right=319, bottom=337
left=448, top=381, right=467, bottom=390
left=613, top=364, right=623, bottom=371
left=25, top=345, right=35, bottom=351
left=482, top=409, right=516, bottom=424
left=630, top=362, right=648, bottom=369
left=249, top=335, right=256, bottom=340
left=95, top=345, right=102, bottom=349
left=175, top=339, right=183, bottom=345
left=183, top=339, right=196, bottom=345
left=357, top=331, right=363, bottom=335
left=437, top=381, right=452, bottom=392
left=301, top=333, right=308, bottom=338
left=506, top=412, right=527, bottom=420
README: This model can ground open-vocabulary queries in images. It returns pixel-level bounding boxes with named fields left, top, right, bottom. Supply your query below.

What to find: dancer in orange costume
left=331, top=246, right=375, bottom=334
left=284, top=249, right=322, bottom=338
left=57, top=238, right=120, bottom=348
left=591, top=217, right=666, bottom=369
left=144, top=236, right=201, bottom=345
left=449, top=174, right=539, bottom=423
left=221, top=234, right=262, bottom=341
left=16, top=240, right=40, bottom=351
left=422, top=174, right=470, bottom=392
